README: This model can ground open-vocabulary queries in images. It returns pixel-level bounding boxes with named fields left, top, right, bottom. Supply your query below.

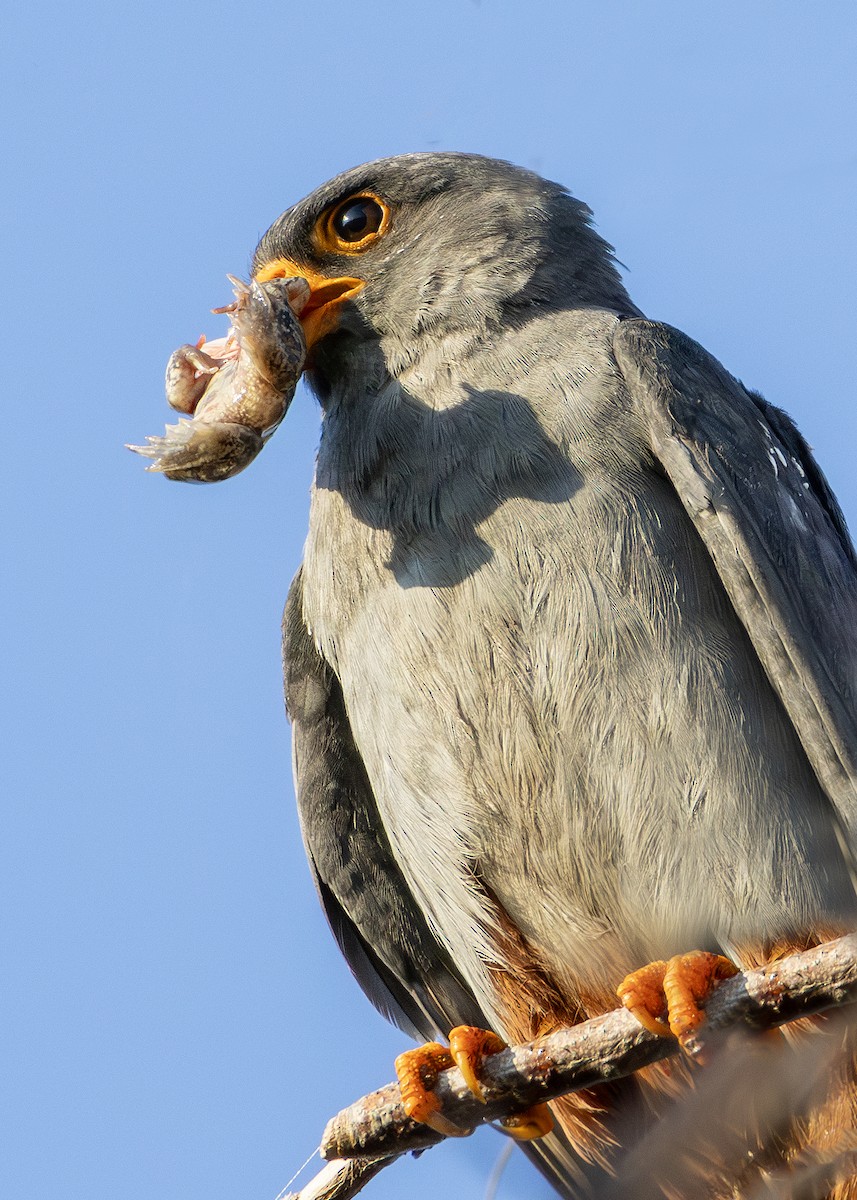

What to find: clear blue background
left=4, top=3, right=856, bottom=1198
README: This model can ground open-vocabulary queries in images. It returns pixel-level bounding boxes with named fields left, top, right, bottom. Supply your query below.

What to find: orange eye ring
left=314, top=192, right=391, bottom=255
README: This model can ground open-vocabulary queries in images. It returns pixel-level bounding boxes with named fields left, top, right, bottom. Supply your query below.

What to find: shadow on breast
left=315, top=372, right=582, bottom=589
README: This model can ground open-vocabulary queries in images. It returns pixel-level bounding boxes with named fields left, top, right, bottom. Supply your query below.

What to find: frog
left=128, top=274, right=309, bottom=483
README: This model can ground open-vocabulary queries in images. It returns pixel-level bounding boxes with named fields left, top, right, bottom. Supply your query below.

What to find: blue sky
left=4, top=3, right=857, bottom=1198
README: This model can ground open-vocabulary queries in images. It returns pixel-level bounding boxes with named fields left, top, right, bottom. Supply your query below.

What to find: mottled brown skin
left=128, top=275, right=309, bottom=482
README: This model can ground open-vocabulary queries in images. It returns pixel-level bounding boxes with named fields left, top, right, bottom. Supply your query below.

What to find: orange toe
left=448, top=1025, right=508, bottom=1101
left=394, top=1042, right=471, bottom=1137
left=616, top=959, right=672, bottom=1036
left=663, top=951, right=738, bottom=1046
left=618, top=951, right=739, bottom=1052
left=395, top=1026, right=555, bottom=1141
left=449, top=1025, right=553, bottom=1139
left=499, top=1102, right=555, bottom=1140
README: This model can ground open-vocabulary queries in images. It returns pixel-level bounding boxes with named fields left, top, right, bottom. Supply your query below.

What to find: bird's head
left=251, top=152, right=633, bottom=400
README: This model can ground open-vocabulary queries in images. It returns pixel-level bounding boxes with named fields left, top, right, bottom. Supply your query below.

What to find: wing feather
left=614, top=319, right=857, bottom=839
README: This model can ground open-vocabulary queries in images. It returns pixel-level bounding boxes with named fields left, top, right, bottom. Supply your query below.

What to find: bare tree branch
left=281, top=1155, right=395, bottom=1200
left=284, top=933, right=857, bottom=1200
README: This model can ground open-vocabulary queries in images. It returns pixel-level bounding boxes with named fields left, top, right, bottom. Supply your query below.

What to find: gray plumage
left=263, top=153, right=857, bottom=1196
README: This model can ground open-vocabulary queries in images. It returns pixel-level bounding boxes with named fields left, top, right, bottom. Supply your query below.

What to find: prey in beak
left=127, top=274, right=309, bottom=482
left=254, top=259, right=365, bottom=350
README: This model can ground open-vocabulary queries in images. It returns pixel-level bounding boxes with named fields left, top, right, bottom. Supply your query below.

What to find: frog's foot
left=213, top=274, right=310, bottom=320
left=164, top=344, right=222, bottom=415
left=126, top=418, right=263, bottom=483
left=616, top=951, right=739, bottom=1057
left=211, top=274, right=251, bottom=316
left=394, top=1026, right=553, bottom=1141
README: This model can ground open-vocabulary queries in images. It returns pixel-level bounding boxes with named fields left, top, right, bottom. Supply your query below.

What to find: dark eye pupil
left=332, top=198, right=383, bottom=242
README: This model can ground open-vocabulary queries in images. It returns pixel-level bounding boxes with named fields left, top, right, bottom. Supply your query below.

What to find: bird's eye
left=333, top=199, right=384, bottom=241
left=317, top=194, right=390, bottom=253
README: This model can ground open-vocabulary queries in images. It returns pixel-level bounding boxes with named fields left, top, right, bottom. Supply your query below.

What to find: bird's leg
left=617, top=951, right=739, bottom=1056
left=394, top=1026, right=553, bottom=1140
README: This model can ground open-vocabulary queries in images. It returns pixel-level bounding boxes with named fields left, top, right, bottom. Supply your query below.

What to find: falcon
left=251, top=153, right=857, bottom=1197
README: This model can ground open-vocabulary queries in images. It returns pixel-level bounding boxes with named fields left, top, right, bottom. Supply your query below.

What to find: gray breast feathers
left=283, top=569, right=486, bottom=1041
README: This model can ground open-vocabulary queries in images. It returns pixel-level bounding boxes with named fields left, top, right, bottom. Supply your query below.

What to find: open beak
left=254, top=258, right=365, bottom=350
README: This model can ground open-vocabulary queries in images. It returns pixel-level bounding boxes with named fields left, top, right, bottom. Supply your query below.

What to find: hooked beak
left=254, top=258, right=365, bottom=350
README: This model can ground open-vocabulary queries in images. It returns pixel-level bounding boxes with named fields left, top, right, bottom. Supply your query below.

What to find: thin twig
left=286, top=933, right=857, bottom=1200
left=282, top=1155, right=395, bottom=1200
left=483, top=1139, right=515, bottom=1200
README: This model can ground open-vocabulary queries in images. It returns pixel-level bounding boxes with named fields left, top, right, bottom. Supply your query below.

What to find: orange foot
left=617, top=951, right=739, bottom=1055
left=394, top=1025, right=554, bottom=1141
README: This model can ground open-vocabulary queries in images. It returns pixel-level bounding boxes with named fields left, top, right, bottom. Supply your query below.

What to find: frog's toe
left=165, top=345, right=221, bottom=414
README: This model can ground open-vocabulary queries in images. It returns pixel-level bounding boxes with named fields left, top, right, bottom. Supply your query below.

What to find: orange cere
left=255, top=259, right=365, bottom=349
